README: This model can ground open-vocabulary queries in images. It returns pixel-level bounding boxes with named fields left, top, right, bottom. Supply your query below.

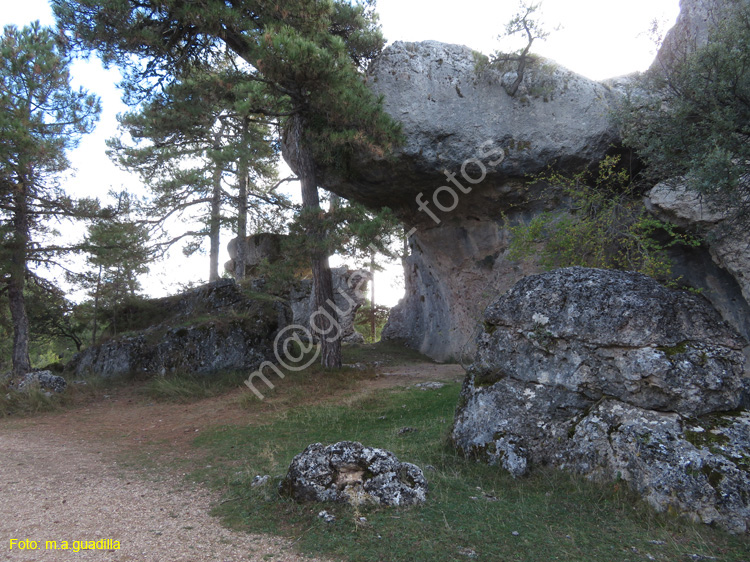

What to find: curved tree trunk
left=289, top=113, right=341, bottom=369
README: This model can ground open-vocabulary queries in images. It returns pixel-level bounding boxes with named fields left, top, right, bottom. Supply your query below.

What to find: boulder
left=225, top=233, right=287, bottom=279
left=16, top=370, right=67, bottom=394
left=279, top=441, right=428, bottom=507
left=452, top=267, right=750, bottom=533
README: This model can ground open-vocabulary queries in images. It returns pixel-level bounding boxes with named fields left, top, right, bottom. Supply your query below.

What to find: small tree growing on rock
left=492, top=1, right=554, bottom=96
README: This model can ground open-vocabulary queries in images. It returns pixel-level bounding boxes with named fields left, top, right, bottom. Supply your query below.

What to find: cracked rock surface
left=280, top=441, right=427, bottom=507
left=452, top=267, right=750, bottom=533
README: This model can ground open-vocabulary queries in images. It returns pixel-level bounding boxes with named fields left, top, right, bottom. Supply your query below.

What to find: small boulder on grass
left=16, top=370, right=67, bottom=394
left=279, top=441, right=428, bottom=507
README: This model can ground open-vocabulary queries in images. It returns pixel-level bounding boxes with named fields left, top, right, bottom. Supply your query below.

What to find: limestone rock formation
left=66, top=280, right=291, bottom=378
left=652, top=0, right=736, bottom=74
left=302, top=40, right=620, bottom=361
left=279, top=441, right=428, bottom=507
left=225, top=233, right=286, bottom=279
left=646, top=180, right=750, bottom=341
left=452, top=268, right=750, bottom=533
left=321, top=41, right=619, bottom=209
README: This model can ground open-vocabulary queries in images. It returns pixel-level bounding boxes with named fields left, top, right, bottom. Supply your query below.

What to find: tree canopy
left=0, top=21, right=101, bottom=376
left=53, top=0, right=401, bottom=368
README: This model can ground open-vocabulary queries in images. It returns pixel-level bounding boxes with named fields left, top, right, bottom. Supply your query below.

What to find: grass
left=141, top=369, right=250, bottom=403
left=188, top=383, right=750, bottom=562
left=0, top=380, right=63, bottom=417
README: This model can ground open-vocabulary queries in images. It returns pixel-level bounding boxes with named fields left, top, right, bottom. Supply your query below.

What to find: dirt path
left=0, top=362, right=464, bottom=561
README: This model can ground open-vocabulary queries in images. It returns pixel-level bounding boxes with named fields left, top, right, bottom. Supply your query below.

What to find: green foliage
left=354, top=302, right=390, bottom=343
left=53, top=0, right=403, bottom=367
left=618, top=1, right=750, bottom=229
left=355, top=302, right=389, bottom=343
left=191, top=383, right=747, bottom=562
left=67, top=192, right=153, bottom=344
left=108, top=66, right=285, bottom=275
left=256, top=201, right=401, bottom=295
left=0, top=21, right=101, bottom=375
left=507, top=156, right=701, bottom=280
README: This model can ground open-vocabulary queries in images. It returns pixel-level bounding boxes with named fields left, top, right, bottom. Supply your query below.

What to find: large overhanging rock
left=306, top=40, right=620, bottom=361
left=452, top=267, right=750, bottom=533
left=318, top=40, right=619, bottom=214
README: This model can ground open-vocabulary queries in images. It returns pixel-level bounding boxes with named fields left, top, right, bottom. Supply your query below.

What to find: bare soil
left=0, top=362, right=464, bottom=561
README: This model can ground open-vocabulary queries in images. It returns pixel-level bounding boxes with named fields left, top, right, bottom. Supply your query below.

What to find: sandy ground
left=0, top=362, right=464, bottom=561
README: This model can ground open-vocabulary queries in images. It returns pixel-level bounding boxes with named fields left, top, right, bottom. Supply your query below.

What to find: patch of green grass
left=141, top=370, right=248, bottom=403
left=342, top=340, right=437, bottom=366
left=190, top=385, right=749, bottom=562
left=0, top=381, right=62, bottom=417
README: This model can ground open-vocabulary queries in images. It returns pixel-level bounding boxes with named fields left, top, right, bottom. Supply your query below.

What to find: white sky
left=1, top=0, right=680, bottom=306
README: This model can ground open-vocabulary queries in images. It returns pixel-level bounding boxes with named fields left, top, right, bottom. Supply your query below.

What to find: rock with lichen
left=279, top=441, right=427, bottom=507
left=452, top=267, right=750, bottom=533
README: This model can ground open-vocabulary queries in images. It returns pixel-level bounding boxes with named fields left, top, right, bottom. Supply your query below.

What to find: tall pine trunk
left=9, top=183, right=31, bottom=377
left=209, top=162, right=222, bottom=282
left=290, top=113, right=341, bottom=369
left=208, top=123, right=226, bottom=283
left=91, top=264, right=102, bottom=346
left=234, top=116, right=249, bottom=281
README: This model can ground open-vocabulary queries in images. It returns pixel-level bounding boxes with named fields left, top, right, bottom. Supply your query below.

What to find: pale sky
left=1, top=0, right=680, bottom=305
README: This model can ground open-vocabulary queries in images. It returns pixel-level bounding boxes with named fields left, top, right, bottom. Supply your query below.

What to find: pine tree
left=108, top=67, right=281, bottom=282
left=70, top=193, right=152, bottom=344
left=53, top=0, right=401, bottom=368
left=0, top=22, right=100, bottom=377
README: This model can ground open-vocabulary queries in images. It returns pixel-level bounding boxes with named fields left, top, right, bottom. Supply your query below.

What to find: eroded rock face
left=279, top=441, right=427, bottom=507
left=452, top=267, right=750, bottom=533
left=66, top=280, right=291, bottom=378
left=294, top=40, right=620, bottom=361
left=646, top=180, right=750, bottom=342
left=652, top=0, right=738, bottom=74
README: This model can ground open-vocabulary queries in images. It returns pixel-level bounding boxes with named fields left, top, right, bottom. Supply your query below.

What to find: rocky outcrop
left=225, top=233, right=286, bottom=279
left=309, top=40, right=619, bottom=361
left=15, top=371, right=67, bottom=394
left=279, top=441, right=428, bottom=506
left=287, top=267, right=370, bottom=344
left=652, top=0, right=739, bottom=74
left=452, top=268, right=750, bottom=533
left=66, top=280, right=291, bottom=378
left=646, top=180, right=750, bottom=342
